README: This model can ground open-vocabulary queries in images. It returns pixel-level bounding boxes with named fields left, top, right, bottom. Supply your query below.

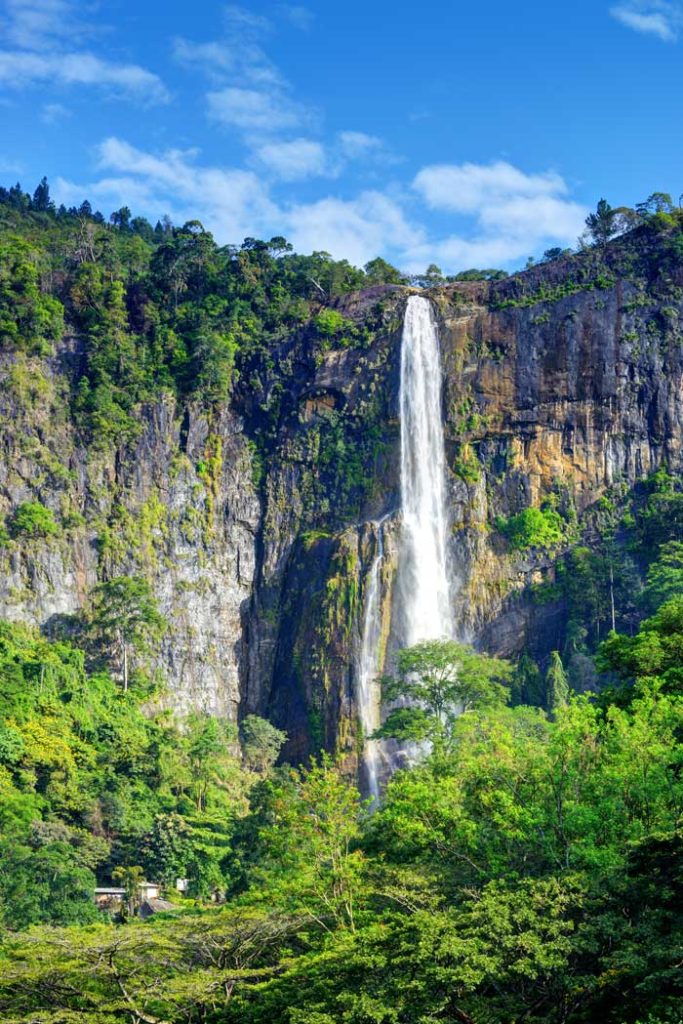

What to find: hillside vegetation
left=0, top=182, right=682, bottom=1023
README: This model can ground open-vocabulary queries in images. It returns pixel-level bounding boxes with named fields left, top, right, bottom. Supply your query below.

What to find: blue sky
left=1, top=0, right=682, bottom=272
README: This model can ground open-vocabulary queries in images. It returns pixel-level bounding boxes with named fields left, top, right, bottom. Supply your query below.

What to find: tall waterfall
left=397, top=294, right=452, bottom=644
left=356, top=521, right=386, bottom=804
left=357, top=294, right=451, bottom=797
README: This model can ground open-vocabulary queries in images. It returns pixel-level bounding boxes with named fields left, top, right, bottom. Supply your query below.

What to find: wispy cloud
left=1, top=0, right=94, bottom=50
left=0, top=50, right=169, bottom=103
left=252, top=137, right=328, bottom=180
left=0, top=0, right=168, bottom=103
left=278, top=5, right=314, bottom=30
left=337, top=131, right=384, bottom=159
left=207, top=86, right=308, bottom=132
left=172, top=38, right=235, bottom=76
left=223, top=4, right=272, bottom=34
left=174, top=4, right=311, bottom=136
left=41, top=101, right=70, bottom=123
left=609, top=2, right=682, bottom=41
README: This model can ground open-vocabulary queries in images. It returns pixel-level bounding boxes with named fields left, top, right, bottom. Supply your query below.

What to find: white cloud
left=55, top=137, right=278, bottom=241
left=173, top=38, right=235, bottom=74
left=173, top=35, right=283, bottom=89
left=479, top=195, right=587, bottom=239
left=405, top=159, right=588, bottom=272
left=0, top=156, right=23, bottom=174
left=250, top=132, right=395, bottom=183
left=0, top=0, right=169, bottom=104
left=414, top=160, right=567, bottom=213
left=253, top=138, right=328, bottom=180
left=610, top=2, right=682, bottom=40
left=337, top=131, right=383, bottom=159
left=41, top=101, right=70, bottom=123
left=207, top=86, right=306, bottom=132
left=174, top=5, right=319, bottom=143
left=224, top=4, right=272, bottom=34
left=0, top=50, right=169, bottom=102
left=282, top=192, right=424, bottom=267
left=2, top=0, right=91, bottom=51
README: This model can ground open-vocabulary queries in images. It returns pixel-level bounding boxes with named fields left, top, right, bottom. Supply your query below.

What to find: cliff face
left=3, top=235, right=683, bottom=758
left=0, top=344, right=260, bottom=717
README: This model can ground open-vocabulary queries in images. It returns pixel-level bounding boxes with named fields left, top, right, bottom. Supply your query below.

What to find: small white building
left=94, top=881, right=160, bottom=908
left=138, top=881, right=160, bottom=900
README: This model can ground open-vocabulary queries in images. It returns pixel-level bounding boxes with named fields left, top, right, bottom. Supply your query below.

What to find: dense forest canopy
left=0, top=181, right=683, bottom=1022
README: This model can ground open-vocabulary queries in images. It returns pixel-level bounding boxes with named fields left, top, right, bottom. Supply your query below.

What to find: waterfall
left=356, top=520, right=387, bottom=804
left=356, top=294, right=452, bottom=798
left=397, top=294, right=452, bottom=644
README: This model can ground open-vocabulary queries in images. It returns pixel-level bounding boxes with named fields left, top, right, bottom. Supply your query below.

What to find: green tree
left=597, top=596, right=683, bottom=697
left=0, top=238, right=64, bottom=354
left=512, top=650, right=545, bottom=705
left=240, top=715, right=287, bottom=775
left=546, top=650, right=569, bottom=713
left=0, top=838, right=99, bottom=929
left=585, top=198, right=618, bottom=246
left=636, top=192, right=675, bottom=217
left=251, top=756, right=365, bottom=930
left=184, top=713, right=241, bottom=813
left=109, top=206, right=131, bottom=230
left=31, top=176, right=52, bottom=212
left=377, top=639, right=511, bottom=754
left=112, top=864, right=144, bottom=917
left=498, top=505, right=566, bottom=551
left=641, top=540, right=683, bottom=612
left=88, top=576, right=166, bottom=690
left=363, top=256, right=404, bottom=285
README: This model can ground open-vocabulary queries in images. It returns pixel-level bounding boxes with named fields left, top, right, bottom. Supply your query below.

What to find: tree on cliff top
left=584, top=199, right=618, bottom=246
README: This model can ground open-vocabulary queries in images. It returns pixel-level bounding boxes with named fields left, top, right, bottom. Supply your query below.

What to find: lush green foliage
left=0, top=548, right=682, bottom=1021
left=0, top=237, right=64, bottom=354
left=498, top=503, right=567, bottom=551
left=0, top=187, right=391, bottom=451
left=0, top=619, right=285, bottom=929
left=9, top=501, right=58, bottom=539
left=0, top=631, right=681, bottom=1021
left=1, top=181, right=683, bottom=1023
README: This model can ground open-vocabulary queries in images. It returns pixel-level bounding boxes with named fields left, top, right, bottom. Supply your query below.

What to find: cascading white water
left=356, top=521, right=386, bottom=804
left=356, top=295, right=452, bottom=799
left=397, top=295, right=452, bottom=643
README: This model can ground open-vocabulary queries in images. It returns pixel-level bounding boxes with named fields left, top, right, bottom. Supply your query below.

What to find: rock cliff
left=2, top=230, right=683, bottom=760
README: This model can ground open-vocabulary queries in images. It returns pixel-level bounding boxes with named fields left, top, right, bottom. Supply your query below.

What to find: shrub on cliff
left=498, top=505, right=566, bottom=552
left=9, top=501, right=58, bottom=539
